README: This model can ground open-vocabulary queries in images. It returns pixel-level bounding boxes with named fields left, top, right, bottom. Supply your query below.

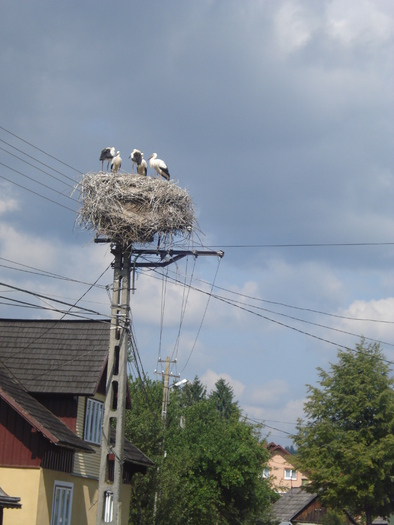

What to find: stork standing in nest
left=110, top=151, right=122, bottom=173
left=99, top=147, right=116, bottom=171
left=129, top=149, right=147, bottom=176
left=149, top=153, right=170, bottom=181
left=129, top=149, right=143, bottom=173
left=137, top=158, right=147, bottom=176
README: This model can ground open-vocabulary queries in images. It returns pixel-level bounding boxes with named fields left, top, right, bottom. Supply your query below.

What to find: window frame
left=84, top=397, right=104, bottom=445
left=284, top=468, right=297, bottom=480
left=50, top=481, right=73, bottom=525
left=262, top=467, right=271, bottom=478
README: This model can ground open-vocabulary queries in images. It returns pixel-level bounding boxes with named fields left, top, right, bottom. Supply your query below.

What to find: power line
left=0, top=281, right=108, bottom=318
left=0, top=171, right=75, bottom=212
left=2, top=252, right=392, bottom=330
left=152, top=265, right=394, bottom=325
left=0, top=160, right=78, bottom=203
left=0, top=295, right=104, bottom=319
left=180, top=256, right=222, bottom=375
left=0, top=256, right=107, bottom=288
left=0, top=140, right=76, bottom=186
left=203, top=242, right=394, bottom=248
left=0, top=125, right=82, bottom=175
left=146, top=269, right=394, bottom=365
left=148, top=268, right=394, bottom=346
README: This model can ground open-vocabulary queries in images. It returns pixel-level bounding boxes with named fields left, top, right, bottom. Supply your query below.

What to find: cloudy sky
left=1, top=0, right=393, bottom=446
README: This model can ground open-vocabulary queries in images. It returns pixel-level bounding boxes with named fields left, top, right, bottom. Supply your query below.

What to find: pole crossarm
left=130, top=248, right=224, bottom=268
left=94, top=237, right=224, bottom=267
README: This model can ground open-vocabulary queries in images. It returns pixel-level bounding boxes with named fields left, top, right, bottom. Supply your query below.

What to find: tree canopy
left=125, top=376, right=276, bottom=524
left=293, top=340, right=394, bottom=525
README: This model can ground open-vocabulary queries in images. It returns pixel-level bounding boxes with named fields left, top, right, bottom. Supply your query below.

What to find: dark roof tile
left=0, top=319, right=110, bottom=394
left=272, top=487, right=318, bottom=522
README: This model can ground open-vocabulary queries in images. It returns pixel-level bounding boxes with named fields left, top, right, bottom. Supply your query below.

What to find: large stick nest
left=75, top=173, right=197, bottom=245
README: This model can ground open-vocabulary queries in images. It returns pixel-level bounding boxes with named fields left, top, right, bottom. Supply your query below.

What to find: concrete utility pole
left=95, top=243, right=224, bottom=525
left=96, top=244, right=131, bottom=525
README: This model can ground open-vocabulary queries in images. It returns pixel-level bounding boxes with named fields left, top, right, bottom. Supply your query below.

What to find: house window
left=104, top=491, right=114, bottom=523
left=50, top=481, right=73, bottom=525
left=84, top=398, right=104, bottom=444
left=284, top=468, right=297, bottom=480
left=262, top=468, right=271, bottom=478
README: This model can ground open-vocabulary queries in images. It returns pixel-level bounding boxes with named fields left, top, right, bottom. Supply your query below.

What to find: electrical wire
left=0, top=171, right=75, bottom=212
left=0, top=141, right=76, bottom=187
left=0, top=281, right=108, bottom=318
left=0, top=160, right=78, bottom=203
left=180, top=255, right=222, bottom=374
left=170, top=255, right=196, bottom=365
left=156, top=266, right=169, bottom=370
left=154, top=267, right=394, bottom=325
left=0, top=125, right=82, bottom=176
left=0, top=256, right=107, bottom=288
left=145, top=269, right=394, bottom=366
left=200, top=242, right=394, bottom=249
left=150, top=267, right=394, bottom=344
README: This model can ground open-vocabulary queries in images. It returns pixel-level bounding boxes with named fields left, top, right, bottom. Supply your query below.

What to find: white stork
left=110, top=151, right=122, bottom=173
left=129, top=149, right=143, bottom=173
left=99, top=147, right=116, bottom=172
left=149, top=153, right=170, bottom=181
left=137, top=158, right=147, bottom=176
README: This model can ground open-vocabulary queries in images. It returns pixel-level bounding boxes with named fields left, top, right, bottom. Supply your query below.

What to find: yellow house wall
left=0, top=466, right=41, bottom=525
left=268, top=452, right=308, bottom=492
left=1, top=466, right=132, bottom=525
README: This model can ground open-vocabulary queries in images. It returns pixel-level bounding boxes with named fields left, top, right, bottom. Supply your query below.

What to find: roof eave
left=0, top=387, right=94, bottom=453
left=0, top=387, right=60, bottom=445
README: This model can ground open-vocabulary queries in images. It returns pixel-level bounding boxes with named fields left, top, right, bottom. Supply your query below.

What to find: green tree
left=210, top=377, right=240, bottom=420
left=174, top=375, right=207, bottom=408
left=126, top=376, right=276, bottom=524
left=284, top=445, right=297, bottom=455
left=293, top=340, right=394, bottom=525
left=125, top=377, right=164, bottom=524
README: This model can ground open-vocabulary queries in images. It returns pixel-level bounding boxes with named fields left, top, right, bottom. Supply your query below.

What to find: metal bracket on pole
left=130, top=248, right=224, bottom=268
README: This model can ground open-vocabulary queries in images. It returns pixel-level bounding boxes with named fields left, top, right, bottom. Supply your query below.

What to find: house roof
left=0, top=364, right=93, bottom=453
left=0, top=319, right=110, bottom=395
left=267, top=442, right=291, bottom=456
left=0, top=486, right=22, bottom=509
left=110, top=428, right=154, bottom=469
left=272, top=487, right=318, bottom=522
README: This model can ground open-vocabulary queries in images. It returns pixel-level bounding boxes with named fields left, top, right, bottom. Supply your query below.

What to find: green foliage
left=322, top=509, right=348, bottom=525
left=172, top=376, right=207, bottom=408
left=126, top=375, right=276, bottom=524
left=294, top=340, right=394, bottom=525
left=284, top=445, right=297, bottom=455
left=210, top=378, right=240, bottom=420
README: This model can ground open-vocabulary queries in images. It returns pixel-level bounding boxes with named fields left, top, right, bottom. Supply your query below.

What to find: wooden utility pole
left=155, top=357, right=180, bottom=421
left=95, top=242, right=223, bottom=524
